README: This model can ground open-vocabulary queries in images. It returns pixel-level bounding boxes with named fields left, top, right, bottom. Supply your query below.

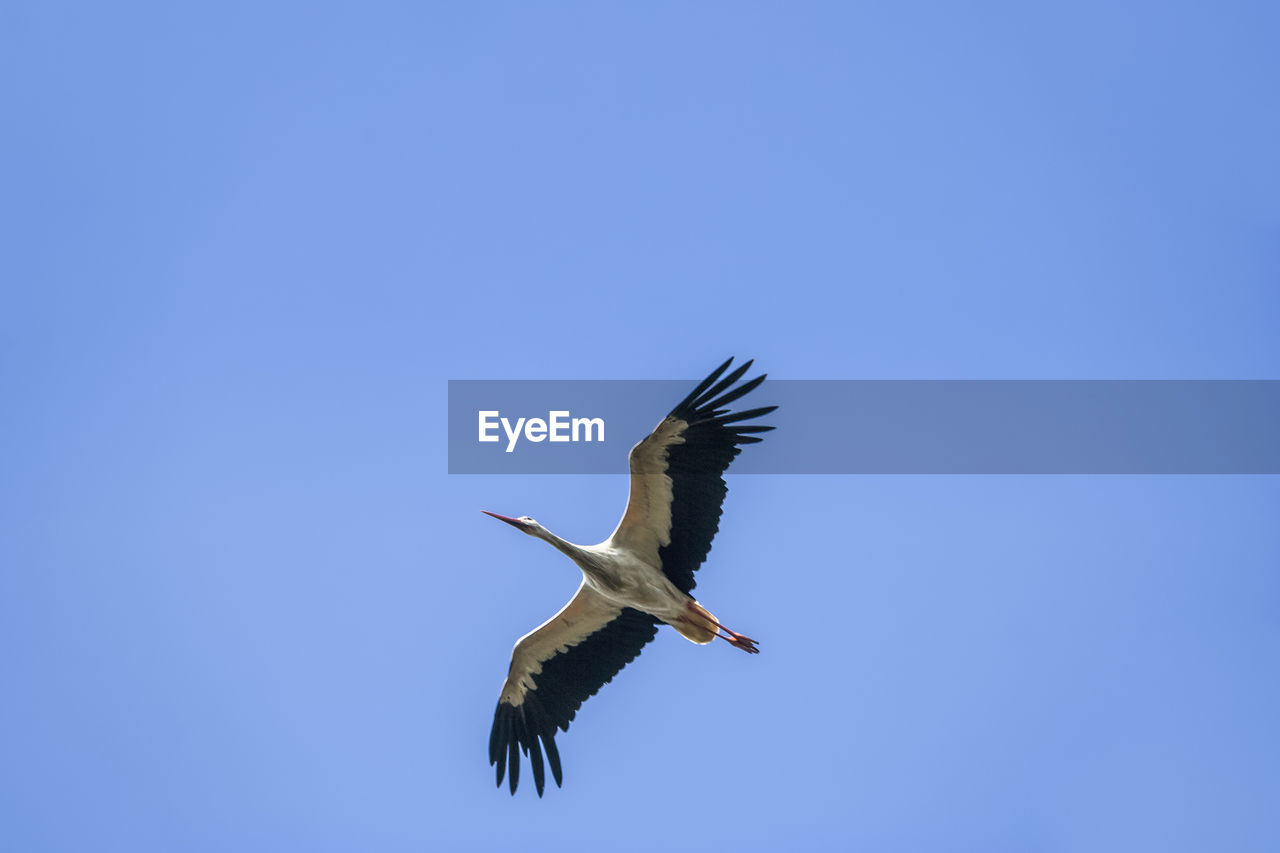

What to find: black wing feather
left=674, top=357, right=733, bottom=410
left=693, top=359, right=754, bottom=406
left=658, top=358, right=776, bottom=594
left=489, top=608, right=658, bottom=795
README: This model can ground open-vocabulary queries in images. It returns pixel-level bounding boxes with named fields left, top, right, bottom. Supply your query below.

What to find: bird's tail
left=672, top=600, right=719, bottom=644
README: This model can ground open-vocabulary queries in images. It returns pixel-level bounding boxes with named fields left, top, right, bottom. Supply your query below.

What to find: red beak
left=482, top=510, right=527, bottom=530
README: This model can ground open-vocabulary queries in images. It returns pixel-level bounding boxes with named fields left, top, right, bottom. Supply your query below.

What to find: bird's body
left=554, top=541, right=687, bottom=624
left=494, top=529, right=730, bottom=650
left=484, top=358, right=776, bottom=795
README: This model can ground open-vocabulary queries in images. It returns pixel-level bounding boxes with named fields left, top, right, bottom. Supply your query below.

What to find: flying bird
left=484, top=357, right=776, bottom=795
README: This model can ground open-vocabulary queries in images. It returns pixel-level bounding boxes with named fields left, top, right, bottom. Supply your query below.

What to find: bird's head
left=482, top=510, right=541, bottom=536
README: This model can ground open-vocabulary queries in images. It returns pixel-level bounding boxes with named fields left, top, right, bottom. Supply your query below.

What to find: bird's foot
left=719, top=630, right=759, bottom=654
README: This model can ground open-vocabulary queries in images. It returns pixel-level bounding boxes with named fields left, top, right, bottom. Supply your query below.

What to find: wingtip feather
left=693, top=360, right=753, bottom=409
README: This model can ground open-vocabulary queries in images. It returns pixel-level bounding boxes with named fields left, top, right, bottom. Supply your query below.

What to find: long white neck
left=532, top=524, right=586, bottom=562
left=530, top=523, right=613, bottom=587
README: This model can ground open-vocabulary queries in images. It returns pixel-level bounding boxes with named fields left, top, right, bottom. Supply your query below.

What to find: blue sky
left=2, top=2, right=1278, bottom=851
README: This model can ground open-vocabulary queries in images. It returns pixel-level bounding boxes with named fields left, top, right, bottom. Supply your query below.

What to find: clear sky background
left=3, top=2, right=1278, bottom=851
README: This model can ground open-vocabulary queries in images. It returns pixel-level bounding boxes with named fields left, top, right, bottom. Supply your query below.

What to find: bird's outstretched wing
left=490, top=581, right=658, bottom=795
left=609, top=357, right=776, bottom=593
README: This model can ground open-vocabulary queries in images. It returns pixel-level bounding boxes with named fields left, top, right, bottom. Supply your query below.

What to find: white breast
left=576, top=543, right=688, bottom=620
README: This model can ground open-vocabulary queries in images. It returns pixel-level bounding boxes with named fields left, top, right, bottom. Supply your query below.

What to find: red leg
left=716, top=629, right=760, bottom=654
left=680, top=602, right=760, bottom=653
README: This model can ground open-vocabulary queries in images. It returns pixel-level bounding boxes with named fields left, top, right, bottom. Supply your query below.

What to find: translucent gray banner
left=447, top=380, right=1280, bottom=474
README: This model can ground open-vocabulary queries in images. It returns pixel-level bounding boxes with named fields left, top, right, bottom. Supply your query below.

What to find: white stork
left=483, top=357, right=776, bottom=796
